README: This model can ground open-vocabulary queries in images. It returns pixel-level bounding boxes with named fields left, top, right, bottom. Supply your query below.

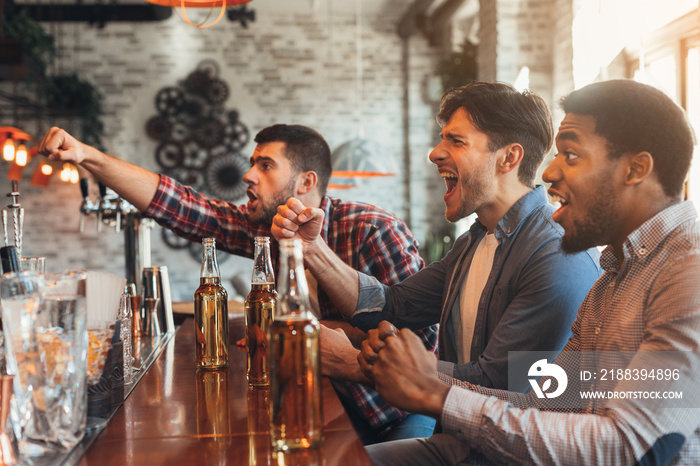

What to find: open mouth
left=246, top=189, right=259, bottom=210
left=550, top=193, right=569, bottom=223
left=441, top=172, right=458, bottom=197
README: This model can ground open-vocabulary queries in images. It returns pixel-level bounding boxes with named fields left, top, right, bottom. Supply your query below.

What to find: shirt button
left=506, top=228, right=511, bottom=234
left=595, top=327, right=601, bottom=335
left=639, top=247, right=647, bottom=255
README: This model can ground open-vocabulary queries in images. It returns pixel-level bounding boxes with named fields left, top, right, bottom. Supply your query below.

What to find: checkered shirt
left=437, top=201, right=700, bottom=465
left=147, top=175, right=439, bottom=430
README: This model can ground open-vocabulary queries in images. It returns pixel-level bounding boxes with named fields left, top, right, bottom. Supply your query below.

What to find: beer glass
left=0, top=270, right=89, bottom=456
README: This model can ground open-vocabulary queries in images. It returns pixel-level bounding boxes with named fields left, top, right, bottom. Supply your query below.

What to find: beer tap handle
left=80, top=178, right=89, bottom=200
left=79, top=178, right=89, bottom=233
left=98, top=181, right=107, bottom=200
left=97, top=182, right=107, bottom=233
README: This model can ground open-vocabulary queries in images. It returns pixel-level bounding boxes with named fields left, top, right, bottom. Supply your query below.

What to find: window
left=627, top=5, right=700, bottom=204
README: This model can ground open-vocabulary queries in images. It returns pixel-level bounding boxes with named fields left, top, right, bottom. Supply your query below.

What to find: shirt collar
left=601, top=200, right=697, bottom=272
left=494, top=185, right=548, bottom=241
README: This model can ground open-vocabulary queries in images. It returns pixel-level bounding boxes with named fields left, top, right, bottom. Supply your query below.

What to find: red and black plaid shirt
left=146, top=175, right=439, bottom=430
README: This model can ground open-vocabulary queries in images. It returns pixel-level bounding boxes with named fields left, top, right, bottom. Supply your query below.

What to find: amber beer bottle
left=269, top=238, right=323, bottom=451
left=245, top=236, right=277, bottom=386
left=194, top=237, right=229, bottom=369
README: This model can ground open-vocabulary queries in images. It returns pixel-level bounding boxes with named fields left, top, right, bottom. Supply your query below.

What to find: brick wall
left=1, top=1, right=444, bottom=301
left=478, top=0, right=575, bottom=181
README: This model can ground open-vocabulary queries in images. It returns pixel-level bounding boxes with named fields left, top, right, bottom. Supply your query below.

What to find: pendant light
left=144, top=0, right=253, bottom=29
left=330, top=0, right=395, bottom=185
left=0, top=127, right=31, bottom=163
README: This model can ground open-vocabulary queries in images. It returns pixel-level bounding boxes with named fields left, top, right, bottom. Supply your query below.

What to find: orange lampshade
left=145, top=0, right=249, bottom=7
left=331, top=138, right=396, bottom=179
left=31, top=163, right=53, bottom=187
left=144, top=0, right=253, bottom=28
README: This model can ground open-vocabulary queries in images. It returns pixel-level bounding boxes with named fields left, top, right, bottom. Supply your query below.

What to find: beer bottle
left=194, top=237, right=229, bottom=369
left=245, top=236, right=276, bottom=387
left=269, top=238, right=323, bottom=451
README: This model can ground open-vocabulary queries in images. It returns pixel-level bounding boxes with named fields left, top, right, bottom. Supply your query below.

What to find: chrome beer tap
left=79, top=178, right=98, bottom=233
left=3, top=180, right=24, bottom=258
left=76, top=178, right=153, bottom=295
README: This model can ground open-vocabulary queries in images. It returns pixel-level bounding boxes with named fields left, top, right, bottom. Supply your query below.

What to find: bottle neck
left=252, top=240, right=275, bottom=285
left=200, top=276, right=221, bottom=286
left=200, top=241, right=221, bottom=279
left=276, top=243, right=311, bottom=319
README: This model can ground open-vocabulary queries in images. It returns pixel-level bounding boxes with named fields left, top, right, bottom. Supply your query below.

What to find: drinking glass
left=0, top=270, right=89, bottom=456
left=118, top=292, right=134, bottom=385
left=19, top=257, right=46, bottom=274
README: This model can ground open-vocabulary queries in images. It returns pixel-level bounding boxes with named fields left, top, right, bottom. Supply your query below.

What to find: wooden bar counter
left=76, top=314, right=371, bottom=465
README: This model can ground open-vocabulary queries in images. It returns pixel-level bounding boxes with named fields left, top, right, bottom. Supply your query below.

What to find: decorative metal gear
left=207, top=79, right=229, bottom=105
left=170, top=122, right=190, bottom=143
left=183, top=70, right=212, bottom=97
left=227, top=110, right=240, bottom=124
left=175, top=95, right=208, bottom=125
left=192, top=117, right=225, bottom=149
left=182, top=141, right=210, bottom=169
left=223, top=120, right=250, bottom=152
left=197, top=59, right=220, bottom=79
left=147, top=60, right=252, bottom=253
left=204, top=153, right=249, bottom=201
left=155, top=87, right=184, bottom=116
left=166, top=166, right=206, bottom=192
left=145, top=116, right=172, bottom=141
left=155, top=142, right=185, bottom=170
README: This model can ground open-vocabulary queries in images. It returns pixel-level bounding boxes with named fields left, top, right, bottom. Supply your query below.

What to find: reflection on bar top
left=172, top=300, right=244, bottom=315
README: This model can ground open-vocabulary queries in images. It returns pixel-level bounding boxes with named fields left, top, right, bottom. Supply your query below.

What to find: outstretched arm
left=271, top=197, right=360, bottom=317
left=38, top=127, right=160, bottom=212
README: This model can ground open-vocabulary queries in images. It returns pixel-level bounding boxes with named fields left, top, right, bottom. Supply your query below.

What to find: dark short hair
left=254, top=124, right=333, bottom=196
left=561, top=80, right=694, bottom=198
left=437, top=82, right=554, bottom=187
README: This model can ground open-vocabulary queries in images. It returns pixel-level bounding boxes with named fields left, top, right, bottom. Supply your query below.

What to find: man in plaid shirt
left=38, top=123, right=438, bottom=443
left=362, top=80, right=700, bottom=465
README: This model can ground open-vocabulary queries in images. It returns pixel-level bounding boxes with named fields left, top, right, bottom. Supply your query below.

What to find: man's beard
left=249, top=179, right=297, bottom=226
left=561, top=177, right=617, bottom=254
left=446, top=153, right=496, bottom=223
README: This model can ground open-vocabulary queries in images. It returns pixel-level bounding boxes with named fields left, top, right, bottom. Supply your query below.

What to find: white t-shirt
left=456, top=233, right=498, bottom=364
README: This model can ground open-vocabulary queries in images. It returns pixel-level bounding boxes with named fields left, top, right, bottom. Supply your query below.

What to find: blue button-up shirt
left=352, top=186, right=601, bottom=391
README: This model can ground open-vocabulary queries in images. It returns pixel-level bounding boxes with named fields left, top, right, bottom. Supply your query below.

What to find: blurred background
left=0, top=0, right=697, bottom=300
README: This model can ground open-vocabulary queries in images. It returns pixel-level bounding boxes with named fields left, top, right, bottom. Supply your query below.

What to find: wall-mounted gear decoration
left=146, top=60, right=251, bottom=258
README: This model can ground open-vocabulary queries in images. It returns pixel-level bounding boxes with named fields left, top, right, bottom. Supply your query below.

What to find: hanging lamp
left=0, top=127, right=31, bottom=163
left=329, top=0, right=395, bottom=187
left=144, top=0, right=253, bottom=29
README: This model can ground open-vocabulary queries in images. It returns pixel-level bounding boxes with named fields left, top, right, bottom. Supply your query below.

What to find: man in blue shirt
left=272, top=82, right=601, bottom=393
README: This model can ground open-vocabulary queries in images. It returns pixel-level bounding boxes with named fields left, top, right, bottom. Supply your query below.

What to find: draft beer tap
left=79, top=178, right=98, bottom=233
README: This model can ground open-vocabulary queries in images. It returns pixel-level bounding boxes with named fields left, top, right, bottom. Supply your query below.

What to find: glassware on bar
left=0, top=270, right=89, bottom=456
left=194, top=237, right=229, bottom=369
left=245, top=236, right=276, bottom=387
left=270, top=239, right=323, bottom=451
left=118, top=290, right=134, bottom=385
left=19, top=256, right=46, bottom=274
left=86, top=324, right=114, bottom=385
